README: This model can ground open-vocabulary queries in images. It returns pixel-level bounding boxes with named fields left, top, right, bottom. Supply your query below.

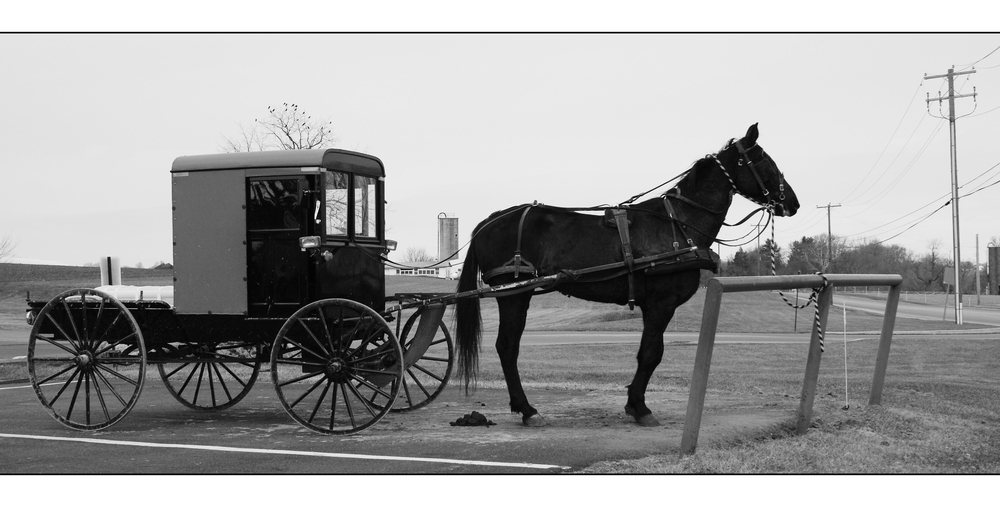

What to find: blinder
left=733, top=139, right=787, bottom=212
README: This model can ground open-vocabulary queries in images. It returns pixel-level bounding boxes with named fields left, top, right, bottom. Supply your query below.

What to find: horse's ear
left=744, top=123, right=759, bottom=145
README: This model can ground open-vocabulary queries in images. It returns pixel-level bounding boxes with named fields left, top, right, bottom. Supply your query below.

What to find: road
left=4, top=295, right=1000, bottom=363
left=833, top=294, right=1000, bottom=327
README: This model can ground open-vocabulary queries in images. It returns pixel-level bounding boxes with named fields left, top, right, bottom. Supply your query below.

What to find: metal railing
left=680, top=273, right=903, bottom=454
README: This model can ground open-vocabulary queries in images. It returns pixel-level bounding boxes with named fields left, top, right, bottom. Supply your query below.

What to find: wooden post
left=869, top=284, right=901, bottom=405
left=680, top=279, right=724, bottom=454
left=796, top=283, right=833, bottom=435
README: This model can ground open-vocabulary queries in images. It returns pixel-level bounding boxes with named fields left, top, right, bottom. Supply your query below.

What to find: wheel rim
left=27, top=289, right=146, bottom=430
left=157, top=342, right=262, bottom=411
left=389, top=307, right=453, bottom=412
left=270, top=299, right=403, bottom=434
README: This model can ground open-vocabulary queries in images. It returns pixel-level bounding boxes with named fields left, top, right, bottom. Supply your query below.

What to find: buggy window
left=247, top=179, right=302, bottom=230
left=355, top=175, right=377, bottom=238
left=325, top=172, right=349, bottom=236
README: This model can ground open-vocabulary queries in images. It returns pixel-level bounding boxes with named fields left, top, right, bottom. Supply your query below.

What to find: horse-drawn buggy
left=26, top=149, right=454, bottom=434
left=26, top=124, right=799, bottom=436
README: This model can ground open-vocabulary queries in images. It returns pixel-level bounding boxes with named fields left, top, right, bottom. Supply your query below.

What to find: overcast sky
left=3, top=33, right=1000, bottom=270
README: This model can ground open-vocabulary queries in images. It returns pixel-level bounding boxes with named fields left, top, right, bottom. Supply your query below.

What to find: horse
left=453, top=123, right=799, bottom=427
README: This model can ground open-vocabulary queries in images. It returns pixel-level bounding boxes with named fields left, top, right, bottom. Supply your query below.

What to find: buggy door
left=246, top=176, right=316, bottom=318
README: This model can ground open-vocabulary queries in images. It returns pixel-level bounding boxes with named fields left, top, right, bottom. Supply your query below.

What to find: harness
left=478, top=136, right=788, bottom=310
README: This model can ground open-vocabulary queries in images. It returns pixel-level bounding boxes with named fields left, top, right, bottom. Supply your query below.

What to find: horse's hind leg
left=625, top=302, right=674, bottom=427
left=495, top=293, right=546, bottom=426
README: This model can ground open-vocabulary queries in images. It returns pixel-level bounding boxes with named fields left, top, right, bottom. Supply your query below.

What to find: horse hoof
left=635, top=414, right=660, bottom=427
left=523, top=414, right=548, bottom=427
left=625, top=405, right=660, bottom=427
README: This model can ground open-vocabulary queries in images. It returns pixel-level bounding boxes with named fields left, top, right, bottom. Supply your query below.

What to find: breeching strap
left=611, top=208, right=637, bottom=310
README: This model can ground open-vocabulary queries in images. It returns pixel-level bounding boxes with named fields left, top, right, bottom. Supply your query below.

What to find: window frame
left=322, top=170, right=383, bottom=244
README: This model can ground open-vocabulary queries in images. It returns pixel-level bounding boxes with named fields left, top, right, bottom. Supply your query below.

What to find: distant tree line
left=719, top=235, right=989, bottom=294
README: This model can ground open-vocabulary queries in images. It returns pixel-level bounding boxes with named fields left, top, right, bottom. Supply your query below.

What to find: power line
left=958, top=44, right=1000, bottom=70
left=840, top=80, right=925, bottom=204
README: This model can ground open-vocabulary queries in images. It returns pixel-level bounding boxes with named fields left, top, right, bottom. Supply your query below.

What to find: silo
left=989, top=246, right=1000, bottom=295
left=437, top=212, right=459, bottom=262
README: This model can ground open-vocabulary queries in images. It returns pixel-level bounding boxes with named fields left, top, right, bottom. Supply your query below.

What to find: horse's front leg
left=625, top=303, right=673, bottom=427
left=495, top=294, right=546, bottom=426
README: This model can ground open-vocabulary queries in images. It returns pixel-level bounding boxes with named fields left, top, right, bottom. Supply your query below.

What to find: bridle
left=711, top=139, right=789, bottom=216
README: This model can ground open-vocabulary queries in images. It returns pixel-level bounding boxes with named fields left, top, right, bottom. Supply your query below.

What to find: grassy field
left=2, top=264, right=998, bottom=474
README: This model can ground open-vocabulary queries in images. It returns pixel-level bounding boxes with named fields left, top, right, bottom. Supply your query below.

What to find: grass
left=3, top=265, right=999, bottom=473
left=564, top=338, right=1000, bottom=473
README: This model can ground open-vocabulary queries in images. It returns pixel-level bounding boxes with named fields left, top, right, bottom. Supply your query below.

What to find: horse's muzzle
left=774, top=202, right=797, bottom=217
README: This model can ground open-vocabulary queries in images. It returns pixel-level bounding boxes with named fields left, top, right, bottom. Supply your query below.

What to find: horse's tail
left=454, top=242, right=483, bottom=394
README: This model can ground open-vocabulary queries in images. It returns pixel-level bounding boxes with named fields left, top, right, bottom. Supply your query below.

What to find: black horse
left=454, top=124, right=799, bottom=427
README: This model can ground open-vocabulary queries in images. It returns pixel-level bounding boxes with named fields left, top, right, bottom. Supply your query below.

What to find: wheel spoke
left=92, top=367, right=128, bottom=407
left=339, top=382, right=357, bottom=428
left=399, top=376, right=413, bottom=408
left=406, top=369, right=432, bottom=398
left=274, top=357, right=325, bottom=368
left=163, top=362, right=191, bottom=380
left=95, top=363, right=139, bottom=387
left=297, top=318, right=331, bottom=358
left=60, top=300, right=86, bottom=352
left=176, top=363, right=199, bottom=396
left=416, top=355, right=450, bottom=363
left=91, top=331, right=138, bottom=357
left=49, top=367, right=82, bottom=405
left=347, top=372, right=393, bottom=402
left=411, top=362, right=446, bottom=383
left=344, top=377, right=379, bottom=418
left=88, top=370, right=112, bottom=422
left=307, top=380, right=332, bottom=424
left=279, top=369, right=324, bottom=388
left=192, top=363, right=206, bottom=405
left=32, top=333, right=79, bottom=356
left=35, top=361, right=77, bottom=387
left=91, top=298, right=107, bottom=349
left=65, top=370, right=85, bottom=422
left=289, top=374, right=329, bottom=409
left=40, top=315, right=82, bottom=354
left=216, top=363, right=255, bottom=388
left=91, top=310, right=125, bottom=352
left=281, top=335, right=328, bottom=364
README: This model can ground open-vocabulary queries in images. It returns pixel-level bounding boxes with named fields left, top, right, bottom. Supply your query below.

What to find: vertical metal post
left=869, top=284, right=901, bottom=405
left=796, top=283, right=833, bottom=435
left=681, top=279, right=724, bottom=454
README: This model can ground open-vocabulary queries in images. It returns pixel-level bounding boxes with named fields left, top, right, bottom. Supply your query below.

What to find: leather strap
left=611, top=208, right=637, bottom=310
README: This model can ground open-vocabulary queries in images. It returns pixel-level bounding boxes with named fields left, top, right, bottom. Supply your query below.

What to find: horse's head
left=723, top=124, right=799, bottom=217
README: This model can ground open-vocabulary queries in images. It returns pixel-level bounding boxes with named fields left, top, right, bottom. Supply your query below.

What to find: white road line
left=0, top=382, right=61, bottom=391
left=0, top=433, right=570, bottom=470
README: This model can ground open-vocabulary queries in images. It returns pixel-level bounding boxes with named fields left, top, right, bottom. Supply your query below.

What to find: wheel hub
left=325, top=358, right=347, bottom=380
left=75, top=351, right=94, bottom=369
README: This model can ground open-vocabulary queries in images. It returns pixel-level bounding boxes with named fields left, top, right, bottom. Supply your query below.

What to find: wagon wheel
left=157, top=342, right=262, bottom=411
left=271, top=298, right=403, bottom=435
left=388, top=307, right=454, bottom=412
left=27, top=289, right=146, bottom=430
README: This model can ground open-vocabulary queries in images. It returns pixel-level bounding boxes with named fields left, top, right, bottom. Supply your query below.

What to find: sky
left=3, top=32, right=1000, bottom=271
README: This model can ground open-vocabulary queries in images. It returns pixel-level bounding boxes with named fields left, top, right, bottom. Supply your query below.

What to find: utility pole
left=925, top=66, right=977, bottom=325
left=817, top=203, right=841, bottom=269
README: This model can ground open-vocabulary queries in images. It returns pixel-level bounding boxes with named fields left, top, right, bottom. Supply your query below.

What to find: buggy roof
left=171, top=149, right=384, bottom=178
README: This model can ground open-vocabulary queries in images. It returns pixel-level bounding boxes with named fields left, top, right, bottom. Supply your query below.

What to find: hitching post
left=869, top=284, right=901, bottom=405
left=680, top=278, right=724, bottom=454
left=795, top=283, right=834, bottom=435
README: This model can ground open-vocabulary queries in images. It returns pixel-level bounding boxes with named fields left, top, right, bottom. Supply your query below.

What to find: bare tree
left=221, top=103, right=338, bottom=152
left=0, top=234, right=14, bottom=264
left=0, top=234, right=17, bottom=297
left=402, top=247, right=435, bottom=263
